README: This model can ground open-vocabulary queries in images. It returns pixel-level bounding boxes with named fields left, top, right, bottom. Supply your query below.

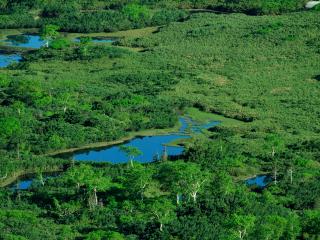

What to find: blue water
left=246, top=175, right=271, bottom=188
left=200, top=121, right=221, bottom=130
left=7, top=117, right=220, bottom=190
left=4, top=34, right=115, bottom=49
left=0, top=54, right=22, bottom=67
left=179, top=117, right=189, bottom=132
left=92, top=39, right=115, bottom=43
left=4, top=35, right=45, bottom=49
left=13, top=179, right=33, bottom=190
left=73, top=117, right=219, bottom=163
left=75, top=134, right=190, bottom=163
left=73, top=37, right=116, bottom=43
left=10, top=174, right=58, bottom=191
left=179, top=117, right=220, bottom=133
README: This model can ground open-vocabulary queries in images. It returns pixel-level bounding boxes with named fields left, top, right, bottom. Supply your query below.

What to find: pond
left=73, top=37, right=117, bottom=43
left=9, top=173, right=58, bottom=190
left=11, top=179, right=33, bottom=190
left=0, top=54, right=22, bottom=67
left=74, top=134, right=190, bottom=163
left=4, top=34, right=46, bottom=48
left=2, top=34, right=117, bottom=49
left=246, top=175, right=272, bottom=188
left=71, top=117, right=219, bottom=163
left=8, top=117, right=220, bottom=189
left=0, top=34, right=117, bottom=67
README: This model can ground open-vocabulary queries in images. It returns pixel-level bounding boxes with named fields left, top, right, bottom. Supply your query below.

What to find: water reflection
left=4, top=34, right=45, bottom=49
left=246, top=175, right=272, bottom=188
left=0, top=54, right=22, bottom=67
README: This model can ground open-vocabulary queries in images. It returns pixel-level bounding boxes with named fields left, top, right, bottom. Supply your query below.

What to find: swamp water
left=0, top=34, right=117, bottom=67
left=8, top=117, right=220, bottom=189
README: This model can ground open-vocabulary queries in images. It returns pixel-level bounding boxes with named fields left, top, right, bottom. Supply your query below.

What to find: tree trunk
left=17, top=143, right=20, bottom=160
left=39, top=174, right=44, bottom=186
left=274, top=167, right=277, bottom=185
left=130, top=158, right=134, bottom=168
left=289, top=168, right=293, bottom=184
left=160, top=223, right=163, bottom=232
left=162, top=146, right=168, bottom=161
left=93, top=187, right=98, bottom=206
left=239, top=229, right=246, bottom=240
left=71, top=158, right=75, bottom=168
left=272, top=146, right=275, bottom=158
left=191, top=192, right=197, bottom=203
left=176, top=193, right=180, bottom=205
left=0, top=173, right=7, bottom=180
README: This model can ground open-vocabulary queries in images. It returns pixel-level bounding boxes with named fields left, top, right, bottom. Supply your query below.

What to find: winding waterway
left=8, top=117, right=220, bottom=190
left=0, top=54, right=22, bottom=67
left=0, top=34, right=117, bottom=67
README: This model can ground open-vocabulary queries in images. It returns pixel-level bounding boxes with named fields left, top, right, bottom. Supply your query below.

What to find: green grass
left=185, top=107, right=242, bottom=127
left=1, top=10, right=320, bottom=174
left=129, top=11, right=320, bottom=148
left=0, top=27, right=157, bottom=52
left=65, top=26, right=158, bottom=39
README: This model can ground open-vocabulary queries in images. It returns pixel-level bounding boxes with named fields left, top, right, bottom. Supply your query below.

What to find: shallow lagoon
left=12, top=179, right=33, bottom=190
left=8, top=117, right=220, bottom=189
left=0, top=34, right=117, bottom=67
left=246, top=175, right=272, bottom=188
left=4, top=34, right=45, bottom=48
left=74, top=134, right=190, bottom=163
left=3, top=34, right=116, bottom=49
left=72, top=117, right=219, bottom=163
left=73, top=37, right=116, bottom=43
left=10, top=173, right=58, bottom=190
left=0, top=54, right=22, bottom=67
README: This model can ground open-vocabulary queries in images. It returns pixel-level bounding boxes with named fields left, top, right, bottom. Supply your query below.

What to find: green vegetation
left=0, top=0, right=310, bottom=33
left=0, top=0, right=319, bottom=239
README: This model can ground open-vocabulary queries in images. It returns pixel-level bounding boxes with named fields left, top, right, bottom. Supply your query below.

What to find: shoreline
left=45, top=123, right=183, bottom=157
left=1, top=113, right=227, bottom=188
left=0, top=167, right=63, bottom=188
left=1, top=127, right=183, bottom=187
left=1, top=120, right=184, bottom=188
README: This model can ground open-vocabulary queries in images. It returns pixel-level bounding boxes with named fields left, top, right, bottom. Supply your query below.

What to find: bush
left=151, top=9, right=188, bottom=25
left=50, top=38, right=71, bottom=50
left=0, top=13, right=38, bottom=28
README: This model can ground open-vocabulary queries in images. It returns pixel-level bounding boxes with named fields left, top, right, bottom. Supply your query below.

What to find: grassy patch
left=65, top=26, right=158, bottom=39
left=185, top=107, right=243, bottom=127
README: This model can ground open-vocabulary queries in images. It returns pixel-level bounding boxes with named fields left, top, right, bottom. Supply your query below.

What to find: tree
left=40, top=24, right=60, bottom=48
left=55, top=92, right=78, bottom=114
left=265, top=134, right=285, bottom=185
left=77, top=36, right=92, bottom=59
left=119, top=145, right=142, bottom=167
left=231, top=214, right=256, bottom=240
left=64, top=164, right=114, bottom=208
left=0, top=117, right=23, bottom=158
left=301, top=209, right=320, bottom=238
left=158, top=161, right=210, bottom=204
left=0, top=0, right=7, bottom=11
left=122, top=163, right=155, bottom=201
left=122, top=3, right=150, bottom=22
left=11, top=101, right=25, bottom=116
left=148, top=198, right=176, bottom=232
left=85, top=230, right=125, bottom=240
left=256, top=215, right=288, bottom=240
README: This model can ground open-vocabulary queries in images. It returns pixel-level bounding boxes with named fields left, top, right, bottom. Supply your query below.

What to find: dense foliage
left=0, top=0, right=312, bottom=32
left=0, top=1, right=319, bottom=239
left=0, top=140, right=319, bottom=239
